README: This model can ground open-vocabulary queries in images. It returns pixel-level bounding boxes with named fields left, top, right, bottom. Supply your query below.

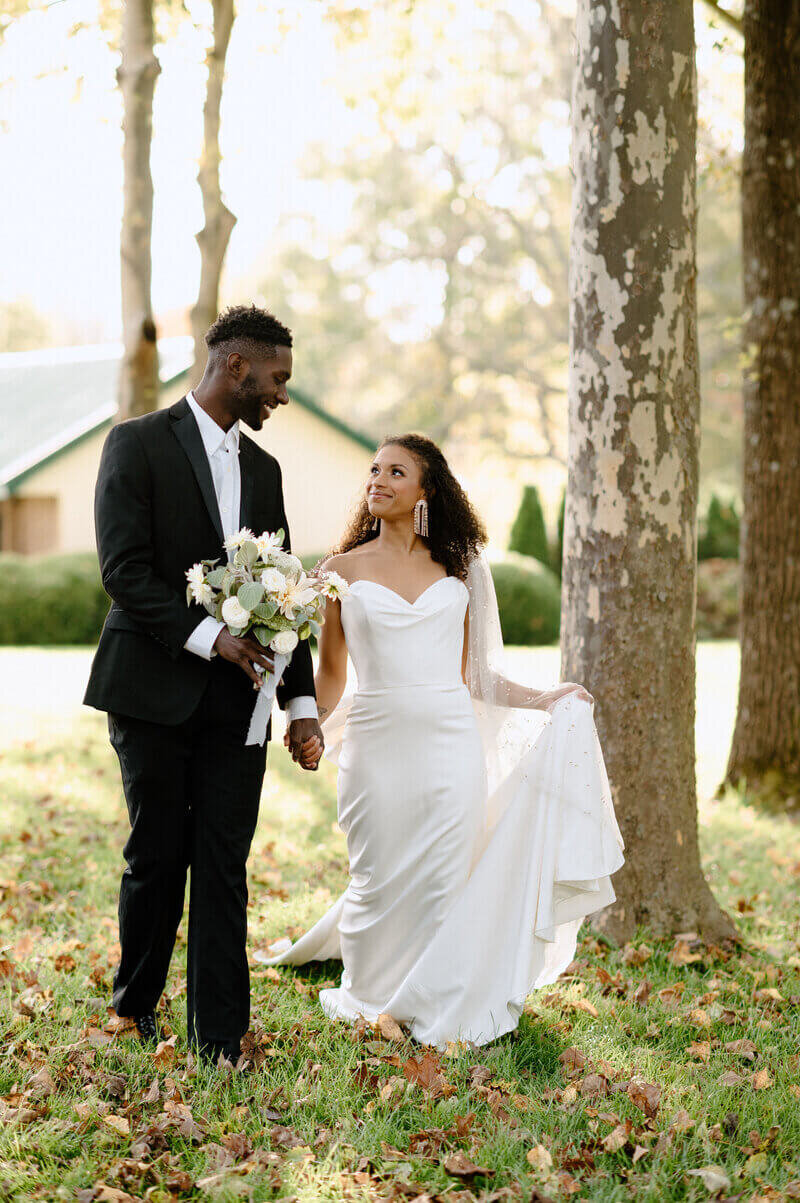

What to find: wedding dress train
left=264, top=565, right=624, bottom=1049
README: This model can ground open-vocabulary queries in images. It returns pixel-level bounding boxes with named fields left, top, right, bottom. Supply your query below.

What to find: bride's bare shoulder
left=317, top=550, right=362, bottom=580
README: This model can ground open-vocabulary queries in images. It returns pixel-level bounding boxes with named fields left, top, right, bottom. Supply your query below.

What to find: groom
left=84, top=304, right=323, bottom=1066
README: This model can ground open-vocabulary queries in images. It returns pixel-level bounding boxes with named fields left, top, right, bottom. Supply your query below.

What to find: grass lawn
left=0, top=645, right=798, bottom=1201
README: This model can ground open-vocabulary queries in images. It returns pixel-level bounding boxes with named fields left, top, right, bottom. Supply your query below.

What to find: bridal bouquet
left=185, top=527, right=348, bottom=744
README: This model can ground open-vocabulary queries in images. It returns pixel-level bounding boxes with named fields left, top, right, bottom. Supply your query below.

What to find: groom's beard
left=236, top=377, right=271, bottom=431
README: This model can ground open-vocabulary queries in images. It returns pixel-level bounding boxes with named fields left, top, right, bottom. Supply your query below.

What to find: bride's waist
left=353, top=681, right=468, bottom=696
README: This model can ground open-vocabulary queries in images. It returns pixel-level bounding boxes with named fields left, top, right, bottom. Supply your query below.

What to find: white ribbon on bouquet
left=245, top=650, right=291, bottom=746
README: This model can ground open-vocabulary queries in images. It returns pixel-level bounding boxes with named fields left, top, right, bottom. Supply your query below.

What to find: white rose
left=221, top=595, right=250, bottom=629
left=270, top=629, right=299, bottom=655
left=260, top=567, right=286, bottom=596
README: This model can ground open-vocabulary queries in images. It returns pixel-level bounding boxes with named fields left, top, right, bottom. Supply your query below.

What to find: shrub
left=491, top=553, right=561, bottom=646
left=508, top=485, right=550, bottom=567
left=0, top=553, right=109, bottom=645
left=551, top=486, right=566, bottom=578
left=698, top=494, right=740, bottom=560
left=696, top=557, right=740, bottom=639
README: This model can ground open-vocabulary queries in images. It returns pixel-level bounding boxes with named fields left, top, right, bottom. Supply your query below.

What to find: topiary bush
left=0, top=552, right=109, bottom=645
left=508, top=485, right=550, bottom=567
left=698, top=494, right=740, bottom=560
left=491, top=553, right=561, bottom=646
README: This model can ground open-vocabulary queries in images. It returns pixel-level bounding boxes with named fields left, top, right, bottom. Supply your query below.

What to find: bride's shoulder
left=317, top=550, right=361, bottom=582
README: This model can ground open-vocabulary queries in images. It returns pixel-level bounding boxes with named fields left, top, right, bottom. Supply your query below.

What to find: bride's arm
left=462, top=608, right=592, bottom=712
left=314, top=596, right=348, bottom=725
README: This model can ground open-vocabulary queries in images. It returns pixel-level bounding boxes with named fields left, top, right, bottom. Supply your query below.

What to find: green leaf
left=307, top=619, right=322, bottom=639
left=253, top=600, right=278, bottom=621
left=253, top=626, right=276, bottom=647
left=206, top=567, right=228, bottom=589
left=238, top=582, right=265, bottom=612
left=234, top=540, right=259, bottom=569
left=185, top=585, right=194, bottom=607
left=298, top=622, right=311, bottom=640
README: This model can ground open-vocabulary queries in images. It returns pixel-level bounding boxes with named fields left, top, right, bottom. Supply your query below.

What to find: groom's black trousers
left=108, top=657, right=268, bottom=1052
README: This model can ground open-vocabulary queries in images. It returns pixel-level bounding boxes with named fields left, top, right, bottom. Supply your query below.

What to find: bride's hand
left=541, top=682, right=593, bottom=712
left=284, top=730, right=324, bottom=769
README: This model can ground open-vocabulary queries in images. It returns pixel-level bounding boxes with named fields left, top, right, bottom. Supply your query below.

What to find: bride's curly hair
left=331, top=433, right=487, bottom=580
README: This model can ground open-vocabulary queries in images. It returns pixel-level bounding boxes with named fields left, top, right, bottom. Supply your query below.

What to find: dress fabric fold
left=263, top=563, right=624, bottom=1049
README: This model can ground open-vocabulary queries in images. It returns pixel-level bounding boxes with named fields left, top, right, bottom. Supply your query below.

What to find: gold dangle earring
left=413, top=498, right=429, bottom=537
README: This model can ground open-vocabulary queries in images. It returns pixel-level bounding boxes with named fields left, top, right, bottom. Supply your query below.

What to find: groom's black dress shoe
left=134, top=1012, right=160, bottom=1045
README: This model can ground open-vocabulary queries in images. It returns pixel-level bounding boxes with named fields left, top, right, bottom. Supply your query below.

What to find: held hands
left=213, top=628, right=275, bottom=688
left=285, top=718, right=325, bottom=772
left=541, top=682, right=594, bottom=712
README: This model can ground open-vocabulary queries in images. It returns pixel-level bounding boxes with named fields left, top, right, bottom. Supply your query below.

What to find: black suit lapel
left=169, top=398, right=224, bottom=545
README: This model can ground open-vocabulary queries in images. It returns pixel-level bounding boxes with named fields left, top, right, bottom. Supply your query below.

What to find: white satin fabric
left=263, top=573, right=625, bottom=1048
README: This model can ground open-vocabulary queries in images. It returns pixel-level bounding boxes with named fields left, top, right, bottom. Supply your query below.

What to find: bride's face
left=366, top=444, right=424, bottom=521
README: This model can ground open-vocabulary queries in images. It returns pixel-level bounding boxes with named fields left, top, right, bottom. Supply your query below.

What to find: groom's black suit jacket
left=83, top=396, right=315, bottom=729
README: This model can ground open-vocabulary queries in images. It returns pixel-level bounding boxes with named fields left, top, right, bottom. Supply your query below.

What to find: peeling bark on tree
left=724, top=0, right=800, bottom=804
left=190, top=0, right=237, bottom=387
left=117, top=0, right=160, bottom=421
left=562, top=0, right=737, bottom=943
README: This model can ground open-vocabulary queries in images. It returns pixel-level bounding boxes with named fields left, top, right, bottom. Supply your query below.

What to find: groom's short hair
left=205, top=304, right=293, bottom=361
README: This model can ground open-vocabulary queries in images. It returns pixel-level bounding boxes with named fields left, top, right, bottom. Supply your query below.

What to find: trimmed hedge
left=698, top=494, right=740, bottom=561
left=508, top=485, right=550, bottom=567
left=491, top=553, right=561, bottom=645
left=0, top=553, right=109, bottom=645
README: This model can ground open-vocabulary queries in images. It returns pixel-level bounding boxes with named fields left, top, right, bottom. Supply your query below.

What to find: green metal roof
left=0, top=337, right=374, bottom=494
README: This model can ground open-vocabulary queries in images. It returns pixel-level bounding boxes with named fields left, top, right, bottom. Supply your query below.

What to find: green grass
left=0, top=653, right=799, bottom=1201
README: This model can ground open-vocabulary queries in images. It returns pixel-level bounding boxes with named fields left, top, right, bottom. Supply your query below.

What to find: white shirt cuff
left=285, top=695, right=319, bottom=722
left=184, top=616, right=224, bottom=660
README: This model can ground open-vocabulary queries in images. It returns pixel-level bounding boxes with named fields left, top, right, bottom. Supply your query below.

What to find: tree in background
left=190, top=0, right=237, bottom=387
left=117, top=0, right=160, bottom=420
left=562, top=0, right=736, bottom=943
left=697, top=494, right=740, bottom=560
left=725, top=0, right=800, bottom=801
left=508, top=485, right=550, bottom=567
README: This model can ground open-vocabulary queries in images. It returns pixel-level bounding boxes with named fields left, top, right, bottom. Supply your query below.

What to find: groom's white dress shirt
left=183, top=392, right=317, bottom=723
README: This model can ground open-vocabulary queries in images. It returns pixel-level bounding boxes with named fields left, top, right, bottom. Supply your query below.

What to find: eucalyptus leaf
left=240, top=540, right=259, bottom=567
left=185, top=585, right=194, bottom=607
left=308, top=619, right=322, bottom=639
left=253, top=600, right=278, bottom=621
left=206, top=567, right=228, bottom=589
left=238, top=582, right=265, bottom=612
left=253, top=626, right=277, bottom=647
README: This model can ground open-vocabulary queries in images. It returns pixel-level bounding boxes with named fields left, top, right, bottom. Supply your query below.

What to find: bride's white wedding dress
left=264, top=558, right=625, bottom=1049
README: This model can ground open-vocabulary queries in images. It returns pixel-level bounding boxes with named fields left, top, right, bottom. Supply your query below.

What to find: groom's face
left=232, top=345, right=293, bottom=431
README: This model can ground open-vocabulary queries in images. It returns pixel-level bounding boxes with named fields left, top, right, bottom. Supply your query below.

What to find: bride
left=266, top=433, right=625, bottom=1048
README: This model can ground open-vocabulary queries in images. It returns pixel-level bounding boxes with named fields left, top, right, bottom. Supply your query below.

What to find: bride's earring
left=413, top=498, right=429, bottom=537
left=371, top=516, right=380, bottom=532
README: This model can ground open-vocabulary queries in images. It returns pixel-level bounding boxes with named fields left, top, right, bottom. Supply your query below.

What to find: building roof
left=0, top=336, right=373, bottom=494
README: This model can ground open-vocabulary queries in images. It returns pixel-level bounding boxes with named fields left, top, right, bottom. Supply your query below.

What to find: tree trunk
left=190, top=0, right=237, bottom=388
left=562, top=0, right=737, bottom=944
left=117, top=0, right=160, bottom=421
left=724, top=0, right=800, bottom=804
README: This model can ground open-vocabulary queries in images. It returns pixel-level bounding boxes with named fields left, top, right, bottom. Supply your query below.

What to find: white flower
left=268, top=549, right=304, bottom=579
left=270, top=629, right=299, bottom=655
left=256, top=530, right=284, bottom=560
left=186, top=563, right=214, bottom=606
left=278, top=573, right=319, bottom=619
left=319, top=570, right=350, bottom=600
left=260, top=566, right=286, bottom=596
left=223, top=527, right=255, bottom=552
left=221, top=595, right=250, bottom=629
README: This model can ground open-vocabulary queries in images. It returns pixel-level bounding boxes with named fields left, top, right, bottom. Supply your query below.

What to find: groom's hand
left=213, top=629, right=275, bottom=688
left=286, top=718, right=324, bottom=771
